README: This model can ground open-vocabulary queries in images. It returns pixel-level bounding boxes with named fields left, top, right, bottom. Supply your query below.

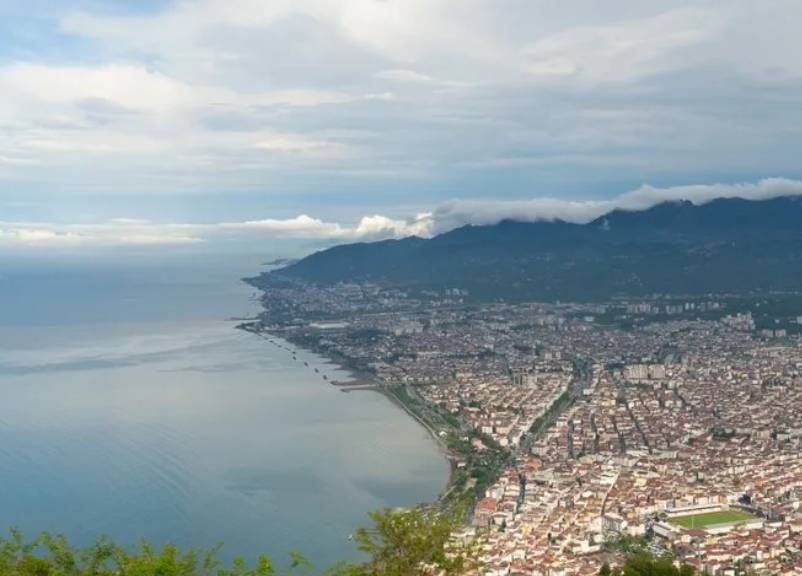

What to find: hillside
left=253, top=196, right=802, bottom=301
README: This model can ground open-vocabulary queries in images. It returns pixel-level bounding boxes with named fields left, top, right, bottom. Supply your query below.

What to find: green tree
left=0, top=529, right=281, bottom=576
left=605, top=534, right=648, bottom=556
left=0, top=506, right=480, bottom=576
left=602, top=552, right=696, bottom=576
left=333, top=507, right=481, bottom=576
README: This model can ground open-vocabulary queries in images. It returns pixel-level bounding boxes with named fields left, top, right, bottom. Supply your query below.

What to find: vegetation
left=0, top=530, right=279, bottom=576
left=599, top=552, right=696, bottom=576
left=387, top=384, right=513, bottom=507
left=604, top=534, right=649, bottom=556
left=528, top=390, right=573, bottom=437
left=443, top=430, right=513, bottom=505
left=336, top=507, right=481, bottom=576
left=0, top=507, right=480, bottom=576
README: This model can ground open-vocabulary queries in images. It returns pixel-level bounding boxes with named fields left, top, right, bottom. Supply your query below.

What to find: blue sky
left=2, top=0, right=802, bottom=251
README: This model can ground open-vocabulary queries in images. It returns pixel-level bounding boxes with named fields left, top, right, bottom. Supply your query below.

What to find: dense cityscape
left=245, top=278, right=802, bottom=576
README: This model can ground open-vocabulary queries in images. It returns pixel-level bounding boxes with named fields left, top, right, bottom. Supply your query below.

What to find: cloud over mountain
left=3, top=178, right=801, bottom=248
left=427, top=178, right=802, bottom=233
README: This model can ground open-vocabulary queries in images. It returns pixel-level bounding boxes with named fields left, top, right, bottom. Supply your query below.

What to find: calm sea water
left=0, top=251, right=448, bottom=568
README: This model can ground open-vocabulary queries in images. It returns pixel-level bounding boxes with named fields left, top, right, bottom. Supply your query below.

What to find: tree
left=0, top=529, right=281, bottom=576
left=333, top=507, right=482, bottom=576
left=0, top=507, right=481, bottom=576
left=601, top=552, right=696, bottom=576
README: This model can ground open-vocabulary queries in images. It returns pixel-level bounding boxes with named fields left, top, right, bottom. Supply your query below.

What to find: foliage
left=0, top=529, right=281, bottom=576
left=388, top=384, right=511, bottom=506
left=335, top=507, right=481, bottom=576
left=0, top=507, right=481, bottom=576
left=442, top=430, right=512, bottom=504
left=529, top=390, right=572, bottom=436
left=601, top=552, right=695, bottom=576
left=604, top=534, right=649, bottom=555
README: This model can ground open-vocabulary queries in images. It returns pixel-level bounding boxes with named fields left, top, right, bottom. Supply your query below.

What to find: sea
left=0, top=249, right=448, bottom=569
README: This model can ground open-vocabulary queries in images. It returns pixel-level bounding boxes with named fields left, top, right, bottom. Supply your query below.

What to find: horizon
left=3, top=2, right=802, bottom=253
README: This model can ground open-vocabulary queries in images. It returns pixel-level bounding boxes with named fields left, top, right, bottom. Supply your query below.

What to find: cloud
left=374, top=69, right=469, bottom=88
left=3, top=178, right=801, bottom=248
left=0, top=62, right=355, bottom=115
left=217, top=213, right=431, bottom=240
left=352, top=213, right=433, bottom=238
left=0, top=63, right=192, bottom=112
left=363, top=92, right=396, bottom=102
left=522, top=8, right=721, bottom=84
left=0, top=221, right=203, bottom=247
left=428, top=177, right=802, bottom=232
left=0, top=212, right=428, bottom=247
left=216, top=215, right=343, bottom=237
left=614, top=178, right=802, bottom=212
left=0, top=228, right=80, bottom=244
left=4, top=1, right=802, bottom=213
left=375, top=69, right=437, bottom=84
left=252, top=135, right=346, bottom=156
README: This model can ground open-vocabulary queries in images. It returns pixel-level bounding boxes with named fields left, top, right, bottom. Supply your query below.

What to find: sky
left=2, top=0, right=802, bottom=253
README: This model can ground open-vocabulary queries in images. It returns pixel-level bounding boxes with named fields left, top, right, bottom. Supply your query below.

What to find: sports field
left=668, top=509, right=755, bottom=528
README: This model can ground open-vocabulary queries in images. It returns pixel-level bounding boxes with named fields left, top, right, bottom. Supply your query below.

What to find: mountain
left=253, top=196, right=802, bottom=301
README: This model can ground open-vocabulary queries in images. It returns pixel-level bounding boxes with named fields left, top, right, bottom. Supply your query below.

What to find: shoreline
left=377, top=385, right=458, bottom=490
left=238, top=322, right=458, bottom=500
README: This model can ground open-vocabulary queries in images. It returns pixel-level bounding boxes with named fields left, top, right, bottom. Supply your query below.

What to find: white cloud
left=253, top=135, right=346, bottom=156
left=3, top=178, right=801, bottom=248
left=430, top=197, right=610, bottom=232
left=374, top=69, right=469, bottom=89
left=0, top=221, right=203, bottom=247
left=363, top=92, right=396, bottom=102
left=522, top=8, right=721, bottom=84
left=4, top=228, right=80, bottom=244
left=0, top=212, right=427, bottom=247
left=251, top=89, right=353, bottom=107
left=0, top=63, right=192, bottom=112
left=4, top=0, right=802, bottom=208
left=216, top=213, right=429, bottom=240
left=428, top=177, right=802, bottom=232
left=216, top=215, right=344, bottom=238
left=352, top=213, right=433, bottom=238
left=375, top=69, right=436, bottom=84
left=0, top=62, right=354, bottom=115
left=0, top=154, right=37, bottom=166
left=615, top=178, right=802, bottom=212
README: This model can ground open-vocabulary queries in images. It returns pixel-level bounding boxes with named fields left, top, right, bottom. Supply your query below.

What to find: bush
left=601, top=552, right=695, bottom=576
left=0, top=529, right=278, bottom=576
left=332, top=507, right=481, bottom=576
left=0, top=507, right=481, bottom=576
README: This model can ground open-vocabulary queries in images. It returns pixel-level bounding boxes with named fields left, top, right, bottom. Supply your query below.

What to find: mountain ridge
left=253, top=196, right=802, bottom=301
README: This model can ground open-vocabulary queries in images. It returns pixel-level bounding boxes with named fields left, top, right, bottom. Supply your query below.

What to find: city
left=245, top=278, right=802, bottom=575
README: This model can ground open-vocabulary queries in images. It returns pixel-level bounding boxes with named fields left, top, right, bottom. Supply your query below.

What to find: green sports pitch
left=668, top=510, right=756, bottom=528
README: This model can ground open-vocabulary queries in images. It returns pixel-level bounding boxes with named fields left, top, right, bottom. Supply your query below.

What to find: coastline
left=238, top=321, right=458, bottom=499
left=378, top=385, right=458, bottom=489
